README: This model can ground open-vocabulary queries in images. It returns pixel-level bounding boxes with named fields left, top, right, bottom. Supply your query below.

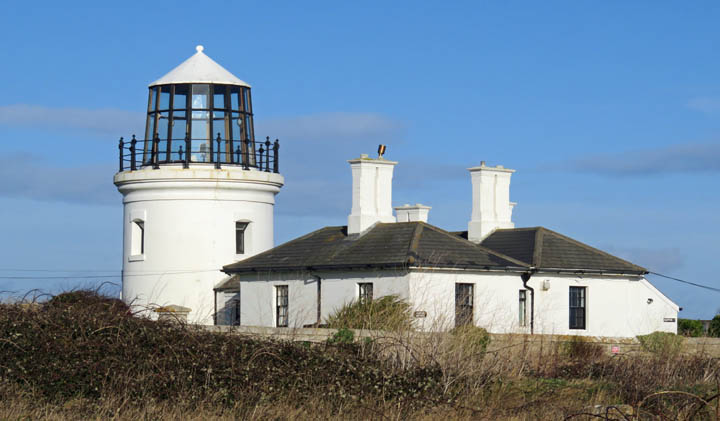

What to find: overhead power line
left=0, top=268, right=224, bottom=280
left=649, top=271, right=720, bottom=294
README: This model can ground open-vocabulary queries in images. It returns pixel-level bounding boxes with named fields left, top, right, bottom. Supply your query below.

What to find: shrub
left=325, top=295, right=414, bottom=331
left=0, top=290, right=444, bottom=411
left=560, top=335, right=604, bottom=360
left=678, top=318, right=704, bottom=337
left=449, top=325, right=491, bottom=354
left=708, top=314, right=720, bottom=338
left=637, top=331, right=684, bottom=358
left=328, top=327, right=355, bottom=345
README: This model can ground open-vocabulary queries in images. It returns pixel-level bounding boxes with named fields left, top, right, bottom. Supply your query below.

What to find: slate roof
left=478, top=227, right=647, bottom=275
left=221, top=222, right=527, bottom=277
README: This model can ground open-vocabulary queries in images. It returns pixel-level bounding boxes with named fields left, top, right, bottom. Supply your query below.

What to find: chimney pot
left=395, top=203, right=431, bottom=223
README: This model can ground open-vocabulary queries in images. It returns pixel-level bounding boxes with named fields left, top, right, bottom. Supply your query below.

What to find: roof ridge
left=538, top=227, right=647, bottom=272
left=222, top=225, right=343, bottom=272
left=533, top=228, right=544, bottom=267
left=420, top=222, right=530, bottom=268
left=494, top=227, right=542, bottom=232
left=406, top=223, right=425, bottom=264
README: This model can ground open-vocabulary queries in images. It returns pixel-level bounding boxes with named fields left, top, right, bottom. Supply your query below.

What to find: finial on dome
left=196, top=45, right=204, bottom=53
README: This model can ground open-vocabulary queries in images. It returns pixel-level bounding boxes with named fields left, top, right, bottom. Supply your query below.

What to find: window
left=235, top=222, right=249, bottom=254
left=519, top=289, right=527, bottom=327
left=276, top=286, right=288, bottom=328
left=455, top=283, right=474, bottom=327
left=131, top=220, right=144, bottom=256
left=221, top=292, right=240, bottom=326
left=569, top=286, right=586, bottom=330
left=358, top=283, right=373, bottom=303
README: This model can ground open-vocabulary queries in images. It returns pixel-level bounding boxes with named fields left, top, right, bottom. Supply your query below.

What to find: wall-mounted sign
left=664, top=318, right=676, bottom=322
left=413, top=311, right=427, bottom=318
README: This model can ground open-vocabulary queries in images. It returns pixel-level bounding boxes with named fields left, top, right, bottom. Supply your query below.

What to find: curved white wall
left=114, top=165, right=283, bottom=324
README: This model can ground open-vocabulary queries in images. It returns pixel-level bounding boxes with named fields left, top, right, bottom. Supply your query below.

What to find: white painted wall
left=114, top=164, right=283, bottom=324
left=224, top=268, right=678, bottom=338
left=410, top=270, right=678, bottom=337
left=225, top=270, right=409, bottom=328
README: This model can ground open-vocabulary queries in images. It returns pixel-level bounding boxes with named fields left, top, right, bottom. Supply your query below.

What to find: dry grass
left=1, top=290, right=720, bottom=420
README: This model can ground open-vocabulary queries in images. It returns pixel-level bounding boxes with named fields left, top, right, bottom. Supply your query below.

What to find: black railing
left=118, top=134, right=279, bottom=173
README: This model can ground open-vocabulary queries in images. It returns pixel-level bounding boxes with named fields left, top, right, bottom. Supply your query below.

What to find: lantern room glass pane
left=192, top=84, right=209, bottom=109
left=148, top=87, right=157, bottom=112
left=231, top=88, right=240, bottom=111
left=157, top=112, right=169, bottom=139
left=191, top=84, right=211, bottom=162
left=213, top=111, right=227, bottom=140
left=230, top=114, right=242, bottom=140
left=172, top=112, right=187, bottom=139
left=243, top=89, right=251, bottom=113
left=173, top=85, right=188, bottom=110
left=159, top=86, right=171, bottom=110
left=213, top=88, right=227, bottom=110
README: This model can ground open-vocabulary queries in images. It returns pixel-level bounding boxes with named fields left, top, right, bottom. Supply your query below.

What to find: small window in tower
left=235, top=222, right=249, bottom=254
left=131, top=220, right=145, bottom=256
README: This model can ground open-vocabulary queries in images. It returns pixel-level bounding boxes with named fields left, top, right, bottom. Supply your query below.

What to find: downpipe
left=521, top=270, right=536, bottom=335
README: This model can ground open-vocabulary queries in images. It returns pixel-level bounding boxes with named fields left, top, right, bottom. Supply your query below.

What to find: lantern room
left=119, top=46, right=278, bottom=172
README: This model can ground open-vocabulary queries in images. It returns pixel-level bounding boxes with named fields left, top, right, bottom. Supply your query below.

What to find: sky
left=0, top=1, right=719, bottom=318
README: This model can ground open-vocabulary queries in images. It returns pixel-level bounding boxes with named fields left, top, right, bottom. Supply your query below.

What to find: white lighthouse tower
left=114, top=46, right=284, bottom=324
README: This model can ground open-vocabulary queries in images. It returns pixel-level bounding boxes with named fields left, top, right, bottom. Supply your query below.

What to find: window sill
left=128, top=254, right=145, bottom=262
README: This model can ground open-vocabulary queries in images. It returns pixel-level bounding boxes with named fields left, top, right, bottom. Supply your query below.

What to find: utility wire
left=0, top=268, right=224, bottom=280
left=1, top=267, right=718, bottom=294
left=648, top=271, right=720, bottom=294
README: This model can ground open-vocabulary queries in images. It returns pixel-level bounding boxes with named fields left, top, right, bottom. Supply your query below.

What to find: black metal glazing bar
left=215, top=133, right=222, bottom=169
left=118, top=138, right=124, bottom=171
left=273, top=139, right=279, bottom=174
left=184, top=137, right=191, bottom=168
left=130, top=135, right=137, bottom=171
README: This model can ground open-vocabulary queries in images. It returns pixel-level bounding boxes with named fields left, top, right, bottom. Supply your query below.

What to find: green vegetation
left=1, top=290, right=719, bottom=420
left=325, top=295, right=414, bottom=331
left=327, top=327, right=355, bottom=345
left=678, top=318, right=704, bottom=337
left=637, top=331, right=684, bottom=358
left=449, top=325, right=491, bottom=354
left=710, top=314, right=720, bottom=338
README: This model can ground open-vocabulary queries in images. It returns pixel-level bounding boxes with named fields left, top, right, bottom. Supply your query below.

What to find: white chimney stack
left=348, top=154, right=397, bottom=235
left=467, top=162, right=516, bottom=243
left=395, top=204, right=431, bottom=223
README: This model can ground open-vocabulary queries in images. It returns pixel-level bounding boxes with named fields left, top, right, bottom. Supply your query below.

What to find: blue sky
left=1, top=1, right=719, bottom=318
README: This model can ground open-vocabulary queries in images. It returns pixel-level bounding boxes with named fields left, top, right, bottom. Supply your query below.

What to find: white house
left=215, top=155, right=679, bottom=338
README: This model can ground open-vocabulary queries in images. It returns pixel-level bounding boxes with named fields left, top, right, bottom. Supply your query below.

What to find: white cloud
left=565, top=142, right=720, bottom=175
left=256, top=112, right=404, bottom=142
left=0, top=154, right=118, bottom=205
left=604, top=246, right=684, bottom=274
left=686, top=97, right=720, bottom=114
left=0, top=104, right=145, bottom=136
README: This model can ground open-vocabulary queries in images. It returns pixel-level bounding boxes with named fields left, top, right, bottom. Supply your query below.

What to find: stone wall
left=204, top=325, right=720, bottom=357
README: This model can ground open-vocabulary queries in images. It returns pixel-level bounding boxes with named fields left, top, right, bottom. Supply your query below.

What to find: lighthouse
left=114, top=46, right=284, bottom=324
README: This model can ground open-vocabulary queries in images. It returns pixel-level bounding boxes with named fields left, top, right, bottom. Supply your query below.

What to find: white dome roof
left=149, top=46, right=250, bottom=88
